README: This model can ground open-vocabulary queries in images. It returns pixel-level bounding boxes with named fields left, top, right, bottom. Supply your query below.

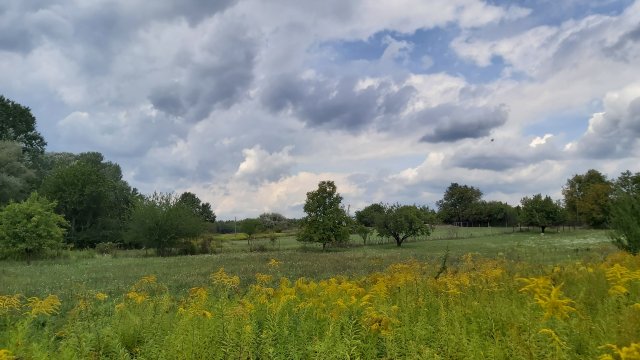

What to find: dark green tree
left=177, top=192, right=216, bottom=223
left=355, top=203, right=385, bottom=228
left=0, top=193, right=68, bottom=263
left=520, top=194, right=563, bottom=233
left=375, top=204, right=431, bottom=247
left=39, top=152, right=136, bottom=247
left=436, top=183, right=483, bottom=225
left=0, top=141, right=36, bottom=205
left=297, top=181, right=350, bottom=250
left=609, top=171, right=640, bottom=254
left=0, top=95, right=46, bottom=164
left=125, top=192, right=207, bottom=256
left=562, top=169, right=612, bottom=228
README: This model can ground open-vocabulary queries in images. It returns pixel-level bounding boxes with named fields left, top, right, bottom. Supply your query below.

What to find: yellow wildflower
left=126, top=291, right=148, bottom=304
left=267, top=258, right=281, bottom=268
left=534, top=284, right=576, bottom=320
left=25, top=295, right=61, bottom=317
left=255, top=273, right=273, bottom=285
left=0, top=349, right=15, bottom=360
left=0, top=295, right=21, bottom=314
left=140, top=275, right=157, bottom=284
left=95, top=292, right=108, bottom=301
left=599, top=342, right=640, bottom=360
left=211, top=268, right=240, bottom=289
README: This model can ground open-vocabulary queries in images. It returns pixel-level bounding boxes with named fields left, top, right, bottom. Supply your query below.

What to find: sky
left=1, top=0, right=639, bottom=219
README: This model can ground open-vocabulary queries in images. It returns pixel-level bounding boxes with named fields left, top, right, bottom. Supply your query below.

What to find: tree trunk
left=541, top=226, right=546, bottom=234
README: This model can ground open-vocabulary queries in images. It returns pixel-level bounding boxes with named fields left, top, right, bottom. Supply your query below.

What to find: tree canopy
left=177, top=192, right=216, bottom=223
left=39, top=152, right=136, bottom=247
left=562, top=169, right=612, bottom=228
left=374, top=204, right=431, bottom=247
left=297, top=181, right=350, bottom=250
left=125, top=192, right=207, bottom=256
left=436, top=183, right=483, bottom=225
left=0, top=141, right=36, bottom=205
left=520, top=194, right=564, bottom=233
left=0, top=95, right=46, bottom=164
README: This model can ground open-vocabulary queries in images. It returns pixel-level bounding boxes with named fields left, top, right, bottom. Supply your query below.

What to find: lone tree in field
left=520, top=194, right=563, bottom=233
left=375, top=204, right=431, bottom=247
left=297, top=180, right=350, bottom=250
left=437, top=183, right=483, bottom=225
left=0, top=193, right=68, bottom=264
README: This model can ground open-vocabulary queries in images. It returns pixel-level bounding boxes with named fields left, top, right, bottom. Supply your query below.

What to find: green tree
left=355, top=203, right=385, bottom=228
left=520, top=194, right=563, bottom=233
left=240, top=218, right=262, bottom=239
left=177, top=192, right=216, bottom=223
left=375, top=204, right=431, bottom=247
left=297, top=181, right=350, bottom=250
left=562, top=169, right=612, bottom=228
left=609, top=194, right=640, bottom=255
left=0, top=193, right=68, bottom=263
left=39, top=152, right=136, bottom=247
left=125, top=192, right=207, bottom=256
left=609, top=170, right=640, bottom=254
left=0, top=95, right=46, bottom=164
left=436, top=183, right=483, bottom=225
left=0, top=141, right=36, bottom=205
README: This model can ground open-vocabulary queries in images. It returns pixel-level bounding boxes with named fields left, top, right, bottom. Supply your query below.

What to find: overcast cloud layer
left=1, top=0, right=639, bottom=218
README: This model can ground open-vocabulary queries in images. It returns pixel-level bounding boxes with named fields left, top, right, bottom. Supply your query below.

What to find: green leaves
left=375, top=204, right=431, bottom=247
left=520, top=194, right=563, bottom=233
left=298, top=181, right=350, bottom=248
left=0, top=193, right=68, bottom=262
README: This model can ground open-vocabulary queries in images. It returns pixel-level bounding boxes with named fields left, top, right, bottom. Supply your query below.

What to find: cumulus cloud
left=570, top=84, right=640, bottom=158
left=234, top=145, right=295, bottom=184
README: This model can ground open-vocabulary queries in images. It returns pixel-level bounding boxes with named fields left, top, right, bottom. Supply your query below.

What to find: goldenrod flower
left=599, top=342, right=640, bottom=360
left=0, top=349, right=15, bottom=360
left=95, top=292, right=108, bottom=301
left=267, top=258, right=281, bottom=268
left=0, top=295, right=21, bottom=315
left=211, top=268, right=240, bottom=289
left=25, top=295, right=61, bottom=317
left=538, top=328, right=568, bottom=349
left=534, top=284, right=576, bottom=320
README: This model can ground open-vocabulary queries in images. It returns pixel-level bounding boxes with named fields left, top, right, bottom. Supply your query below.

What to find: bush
left=0, top=192, right=68, bottom=263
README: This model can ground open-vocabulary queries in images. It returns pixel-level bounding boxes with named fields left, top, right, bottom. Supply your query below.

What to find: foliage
left=520, top=194, right=564, bottom=233
left=609, top=193, right=640, bottom=255
left=240, top=218, right=262, bottom=238
left=0, top=95, right=46, bottom=164
left=374, top=203, right=431, bottom=247
left=1, top=252, right=639, bottom=359
left=177, top=192, right=216, bottom=223
left=125, top=192, right=208, bottom=256
left=355, top=203, right=385, bottom=227
left=0, top=193, right=67, bottom=263
left=562, top=169, right=612, bottom=228
left=297, top=181, right=350, bottom=249
left=0, top=141, right=35, bottom=205
left=436, top=183, right=483, bottom=225
left=39, top=152, right=136, bottom=248
left=258, top=212, right=290, bottom=232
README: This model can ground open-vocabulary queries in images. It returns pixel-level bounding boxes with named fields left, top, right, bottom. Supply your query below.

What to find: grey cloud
left=149, top=22, right=258, bottom=122
left=574, top=96, right=640, bottom=158
left=419, top=104, right=508, bottom=143
left=605, top=24, right=640, bottom=62
left=261, top=74, right=415, bottom=131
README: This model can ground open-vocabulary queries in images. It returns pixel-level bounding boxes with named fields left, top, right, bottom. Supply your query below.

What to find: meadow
left=1, top=228, right=639, bottom=359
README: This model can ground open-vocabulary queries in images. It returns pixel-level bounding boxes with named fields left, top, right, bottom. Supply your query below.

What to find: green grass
left=1, top=228, right=615, bottom=304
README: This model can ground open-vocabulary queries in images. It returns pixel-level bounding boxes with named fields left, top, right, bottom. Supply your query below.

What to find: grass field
left=3, top=228, right=639, bottom=359
left=0, top=228, right=615, bottom=302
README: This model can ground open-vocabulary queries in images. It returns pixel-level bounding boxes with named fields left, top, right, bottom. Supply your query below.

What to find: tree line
left=1, top=95, right=639, bottom=260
